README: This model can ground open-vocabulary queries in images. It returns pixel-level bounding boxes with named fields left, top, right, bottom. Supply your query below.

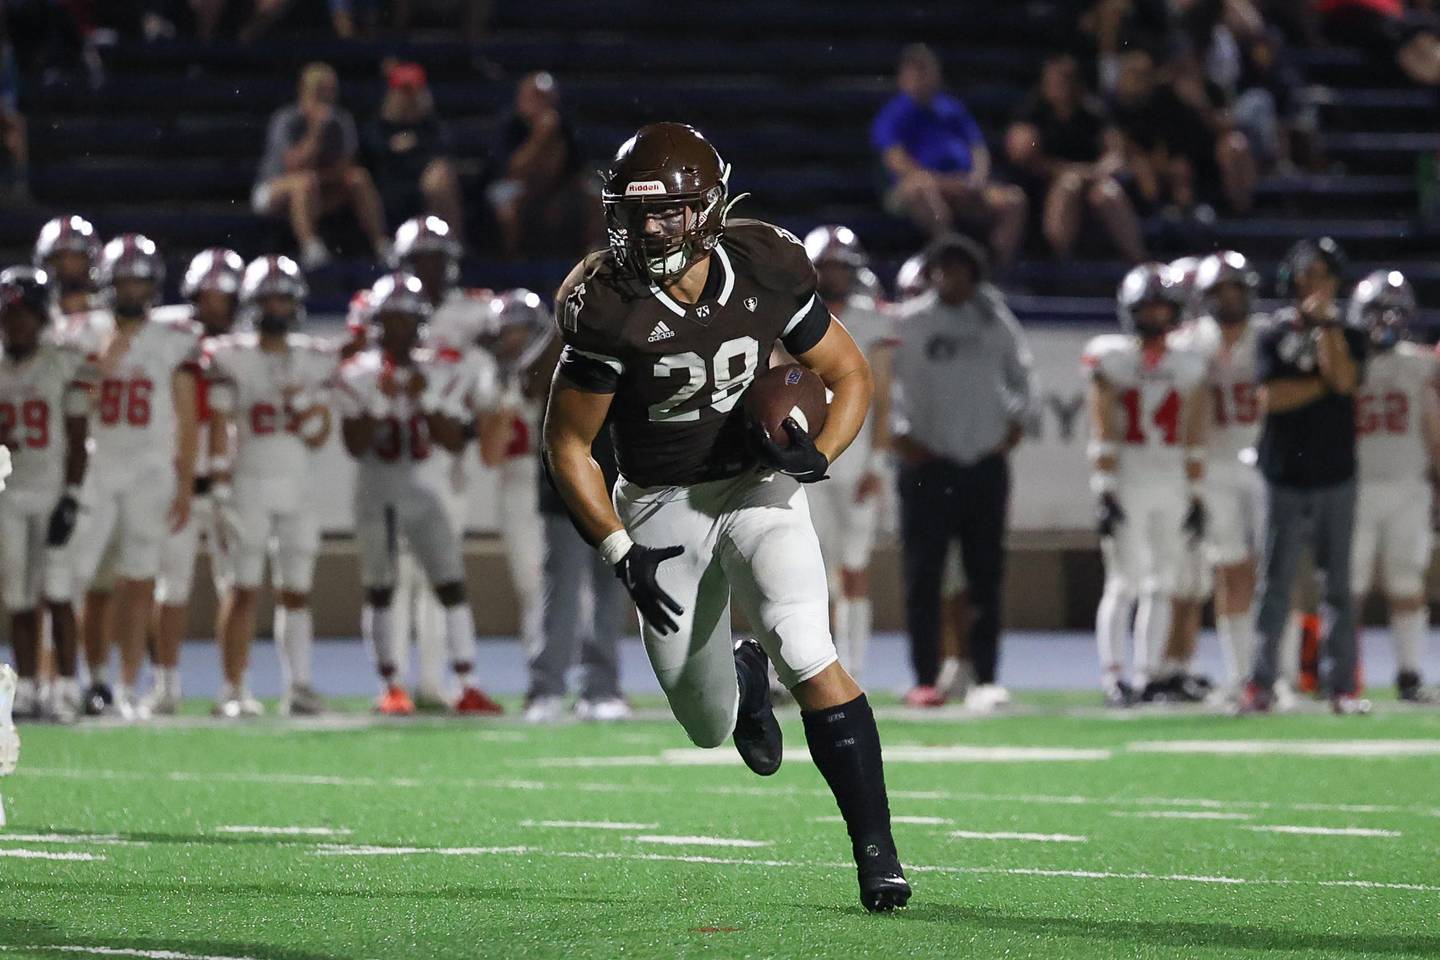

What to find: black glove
left=1183, top=498, right=1207, bottom=541
left=615, top=543, right=685, bottom=635
left=1096, top=492, right=1125, bottom=538
left=47, top=494, right=80, bottom=547
left=749, top=417, right=829, bottom=483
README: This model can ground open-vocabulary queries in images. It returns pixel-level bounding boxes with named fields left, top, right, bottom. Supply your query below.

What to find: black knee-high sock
left=802, top=693, right=896, bottom=858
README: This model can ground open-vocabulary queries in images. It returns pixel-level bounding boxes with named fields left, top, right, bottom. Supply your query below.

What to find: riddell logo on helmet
left=625, top=181, right=667, bottom=196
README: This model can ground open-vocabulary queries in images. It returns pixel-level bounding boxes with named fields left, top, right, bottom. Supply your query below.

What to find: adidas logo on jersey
left=647, top=321, right=675, bottom=343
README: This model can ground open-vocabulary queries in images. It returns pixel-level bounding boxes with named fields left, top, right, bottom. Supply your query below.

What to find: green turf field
left=3, top=695, right=1440, bottom=960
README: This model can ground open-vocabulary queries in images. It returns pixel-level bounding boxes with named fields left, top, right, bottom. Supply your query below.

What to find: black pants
left=898, top=454, right=1010, bottom=686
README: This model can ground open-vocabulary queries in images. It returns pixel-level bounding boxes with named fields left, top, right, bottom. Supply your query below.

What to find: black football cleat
left=1173, top=673, right=1212, bottom=702
left=1139, top=678, right=1173, bottom=703
left=1103, top=679, right=1136, bottom=708
left=1397, top=671, right=1435, bottom=703
left=83, top=681, right=113, bottom=717
left=856, top=840, right=911, bottom=912
left=732, top=638, right=782, bottom=776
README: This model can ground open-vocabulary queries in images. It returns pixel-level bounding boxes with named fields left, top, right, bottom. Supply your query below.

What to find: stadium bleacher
left=6, top=0, right=1440, bottom=325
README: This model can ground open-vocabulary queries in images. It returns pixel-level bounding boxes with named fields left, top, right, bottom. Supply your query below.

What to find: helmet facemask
left=604, top=182, right=726, bottom=283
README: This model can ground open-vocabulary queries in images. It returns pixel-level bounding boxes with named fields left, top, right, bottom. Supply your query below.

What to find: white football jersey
left=0, top=342, right=89, bottom=507
left=830, top=294, right=892, bottom=480
left=428, top=287, right=493, bottom=357
left=63, top=309, right=201, bottom=476
left=1356, top=341, right=1436, bottom=484
left=207, top=333, right=340, bottom=482
left=334, top=347, right=491, bottom=498
left=1083, top=333, right=1208, bottom=482
left=1170, top=313, right=1266, bottom=465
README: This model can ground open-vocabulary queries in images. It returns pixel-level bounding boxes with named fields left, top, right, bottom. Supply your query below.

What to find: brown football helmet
left=600, top=122, right=730, bottom=282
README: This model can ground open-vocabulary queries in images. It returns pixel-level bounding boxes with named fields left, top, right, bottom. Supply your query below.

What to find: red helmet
left=182, top=248, right=245, bottom=301
left=601, top=122, right=731, bottom=282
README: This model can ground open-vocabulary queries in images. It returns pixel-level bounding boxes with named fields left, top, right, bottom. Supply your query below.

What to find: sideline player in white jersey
left=801, top=225, right=892, bottom=679
left=0, top=267, right=90, bottom=721
left=1348, top=270, right=1440, bottom=702
left=208, top=256, right=337, bottom=717
left=476, top=288, right=553, bottom=662
left=66, top=235, right=201, bottom=719
left=390, top=215, right=514, bottom=705
left=1167, top=251, right=1268, bottom=700
left=144, top=248, right=246, bottom=715
left=336, top=272, right=503, bottom=716
left=1085, top=262, right=1209, bottom=706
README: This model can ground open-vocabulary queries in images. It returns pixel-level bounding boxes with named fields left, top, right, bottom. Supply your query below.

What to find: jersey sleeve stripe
left=782, top=294, right=818, bottom=337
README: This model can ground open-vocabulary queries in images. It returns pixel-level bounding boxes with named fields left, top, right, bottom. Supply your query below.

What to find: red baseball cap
left=388, top=62, right=427, bottom=90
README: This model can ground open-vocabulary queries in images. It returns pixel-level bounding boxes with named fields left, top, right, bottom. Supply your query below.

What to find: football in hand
left=741, top=363, right=828, bottom=448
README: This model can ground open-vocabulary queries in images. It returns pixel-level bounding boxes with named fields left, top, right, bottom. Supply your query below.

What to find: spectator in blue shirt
left=872, top=44, right=1027, bottom=268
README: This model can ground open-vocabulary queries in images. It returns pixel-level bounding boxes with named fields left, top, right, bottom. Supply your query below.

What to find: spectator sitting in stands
left=1111, top=49, right=1256, bottom=217
left=364, top=62, right=464, bottom=241
left=871, top=44, right=1027, bottom=268
left=0, top=11, right=28, bottom=199
left=1319, top=0, right=1440, bottom=86
left=252, top=62, right=390, bottom=270
left=487, top=71, right=600, bottom=259
left=1005, top=53, right=1147, bottom=262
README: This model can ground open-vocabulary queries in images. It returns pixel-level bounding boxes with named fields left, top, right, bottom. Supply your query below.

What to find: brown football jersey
left=554, top=218, right=832, bottom=487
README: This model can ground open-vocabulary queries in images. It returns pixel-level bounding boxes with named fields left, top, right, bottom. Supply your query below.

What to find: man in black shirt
left=1244, top=238, right=1369, bottom=715
left=364, top=63, right=463, bottom=238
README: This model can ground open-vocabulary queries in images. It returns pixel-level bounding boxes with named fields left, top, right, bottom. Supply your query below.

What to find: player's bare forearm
left=476, top=411, right=511, bottom=467
left=1260, top=377, right=1326, bottom=413
left=1315, top=327, right=1357, bottom=394
left=869, top=344, right=894, bottom=455
left=1183, top=386, right=1207, bottom=483
left=63, top=415, right=88, bottom=487
left=1421, top=385, right=1440, bottom=472
left=796, top=319, right=871, bottom=464
left=543, top=377, right=623, bottom=546
left=340, top=416, right=377, bottom=458
left=426, top=412, right=470, bottom=454
left=300, top=406, right=332, bottom=450
left=1087, top=378, right=1118, bottom=474
left=173, top=370, right=199, bottom=489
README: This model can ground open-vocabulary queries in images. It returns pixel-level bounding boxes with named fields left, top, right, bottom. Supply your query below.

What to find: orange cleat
left=904, top=685, right=946, bottom=708
left=455, top=686, right=504, bottom=716
left=376, top=684, right=415, bottom=716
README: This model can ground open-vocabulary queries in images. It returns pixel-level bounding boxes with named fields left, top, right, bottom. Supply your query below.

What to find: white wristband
left=64, top=483, right=82, bottom=500
left=1089, top=472, right=1117, bottom=496
left=598, top=529, right=635, bottom=567
left=1185, top=447, right=1206, bottom=465
left=209, top=455, right=233, bottom=475
left=1087, top=440, right=1118, bottom=461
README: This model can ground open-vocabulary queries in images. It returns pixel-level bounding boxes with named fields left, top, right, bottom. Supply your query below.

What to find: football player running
left=801, top=226, right=892, bottom=680
left=336, top=272, right=502, bottom=716
left=545, top=123, right=909, bottom=911
left=1169, top=252, right=1267, bottom=702
left=144, top=248, right=246, bottom=715
left=66, top=235, right=201, bottom=720
left=1349, top=271, right=1440, bottom=702
left=1086, top=263, right=1208, bottom=707
left=0, top=267, right=90, bottom=721
left=207, top=256, right=336, bottom=717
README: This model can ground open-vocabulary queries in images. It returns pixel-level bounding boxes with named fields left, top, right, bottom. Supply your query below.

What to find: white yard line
left=813, top=815, right=955, bottom=826
left=628, top=835, right=772, bottom=848
left=1128, top=739, right=1440, bottom=758
left=214, top=826, right=352, bottom=837
left=0, top=832, right=136, bottom=844
left=0, top=848, right=105, bottom=861
left=0, top=947, right=261, bottom=960
left=520, top=820, right=660, bottom=831
left=1246, top=825, right=1402, bottom=838
left=302, top=842, right=1440, bottom=893
left=948, top=830, right=1088, bottom=843
left=538, top=745, right=1112, bottom=768
left=1112, top=811, right=1256, bottom=821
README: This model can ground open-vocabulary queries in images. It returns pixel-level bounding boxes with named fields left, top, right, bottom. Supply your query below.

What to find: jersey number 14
left=1120, top=387, right=1182, bottom=445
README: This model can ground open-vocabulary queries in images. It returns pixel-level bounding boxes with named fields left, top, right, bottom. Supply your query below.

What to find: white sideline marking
left=0, top=848, right=105, bottom=861
left=302, top=842, right=1440, bottom=893
left=0, top=947, right=261, bottom=960
left=538, top=745, right=1112, bottom=768
left=814, top=815, right=955, bottom=826
left=0, top=832, right=137, bottom=844
left=520, top=820, right=659, bottom=831
left=1112, top=811, right=1256, bottom=821
left=629, top=835, right=771, bottom=848
left=948, top=830, right=1088, bottom=843
left=1247, top=825, right=1402, bottom=838
left=1128, top=739, right=1440, bottom=758
left=20, top=766, right=1440, bottom=819
left=215, top=825, right=351, bottom=837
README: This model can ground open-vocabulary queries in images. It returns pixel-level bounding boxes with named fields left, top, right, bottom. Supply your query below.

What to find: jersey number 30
left=649, top=336, right=759, bottom=423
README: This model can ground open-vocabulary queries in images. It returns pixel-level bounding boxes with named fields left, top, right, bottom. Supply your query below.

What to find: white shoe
left=213, top=686, right=264, bottom=719
left=300, top=238, right=332, bottom=271
left=1272, top=680, right=1299, bottom=713
left=113, top=685, right=145, bottom=721
left=11, top=678, right=39, bottom=720
left=937, top=657, right=975, bottom=701
left=142, top=682, right=181, bottom=717
left=0, top=664, right=20, bottom=775
left=45, top=679, right=81, bottom=724
left=523, top=695, right=565, bottom=724
left=282, top=685, right=327, bottom=717
left=964, top=683, right=1010, bottom=713
left=574, top=697, right=633, bottom=722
